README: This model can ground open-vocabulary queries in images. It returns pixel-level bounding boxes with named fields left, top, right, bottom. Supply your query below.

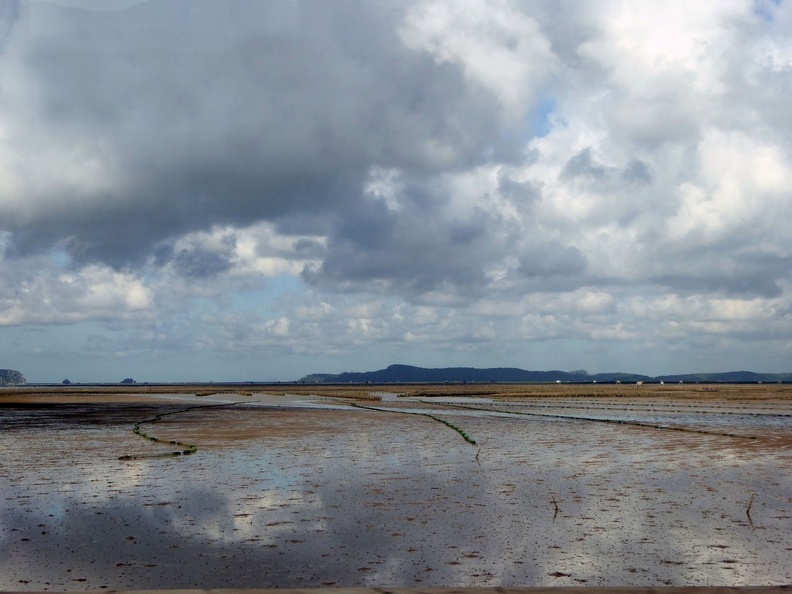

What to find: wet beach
left=1, top=385, right=791, bottom=590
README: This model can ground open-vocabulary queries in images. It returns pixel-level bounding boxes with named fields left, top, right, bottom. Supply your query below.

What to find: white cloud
left=667, top=130, right=792, bottom=246
left=399, top=0, right=555, bottom=118
left=577, top=0, right=751, bottom=144
left=165, top=222, right=323, bottom=280
left=0, top=260, right=152, bottom=326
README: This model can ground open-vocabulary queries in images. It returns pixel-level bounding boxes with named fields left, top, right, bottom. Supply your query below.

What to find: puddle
left=1, top=397, right=790, bottom=589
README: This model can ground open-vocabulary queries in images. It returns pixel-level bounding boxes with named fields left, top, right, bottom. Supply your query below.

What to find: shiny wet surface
left=1, top=396, right=791, bottom=589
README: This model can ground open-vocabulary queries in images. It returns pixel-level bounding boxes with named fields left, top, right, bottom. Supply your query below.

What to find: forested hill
left=301, top=364, right=792, bottom=384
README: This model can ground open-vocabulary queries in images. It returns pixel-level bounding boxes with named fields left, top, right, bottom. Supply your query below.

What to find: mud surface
left=1, top=392, right=791, bottom=589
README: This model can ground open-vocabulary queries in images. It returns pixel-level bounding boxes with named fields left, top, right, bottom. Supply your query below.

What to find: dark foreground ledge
left=6, top=584, right=792, bottom=594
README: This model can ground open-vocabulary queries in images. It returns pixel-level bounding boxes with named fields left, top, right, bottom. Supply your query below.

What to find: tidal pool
left=1, top=394, right=790, bottom=589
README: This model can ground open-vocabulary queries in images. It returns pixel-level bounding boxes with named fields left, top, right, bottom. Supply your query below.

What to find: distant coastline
left=300, top=364, right=792, bottom=384
left=4, top=364, right=792, bottom=386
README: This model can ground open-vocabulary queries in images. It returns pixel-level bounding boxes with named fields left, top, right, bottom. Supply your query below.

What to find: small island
left=0, top=369, right=26, bottom=386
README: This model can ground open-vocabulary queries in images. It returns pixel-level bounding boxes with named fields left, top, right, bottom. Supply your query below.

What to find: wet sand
left=1, top=386, right=791, bottom=589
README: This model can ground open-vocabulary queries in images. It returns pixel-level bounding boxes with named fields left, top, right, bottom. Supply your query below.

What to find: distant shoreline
left=2, top=381, right=792, bottom=404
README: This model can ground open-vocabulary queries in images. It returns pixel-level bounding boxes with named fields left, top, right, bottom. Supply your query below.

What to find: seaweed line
left=746, top=492, right=756, bottom=526
left=550, top=495, right=561, bottom=521
left=119, top=401, right=248, bottom=460
left=348, top=402, right=478, bottom=446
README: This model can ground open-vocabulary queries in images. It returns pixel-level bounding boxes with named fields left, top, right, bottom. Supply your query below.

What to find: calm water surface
left=1, top=397, right=790, bottom=589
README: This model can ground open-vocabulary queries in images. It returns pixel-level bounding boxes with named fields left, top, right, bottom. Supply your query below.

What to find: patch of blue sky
left=49, top=245, right=71, bottom=268
left=493, top=95, right=556, bottom=158
left=228, top=274, right=304, bottom=315
left=753, top=0, right=783, bottom=22
left=529, top=96, right=557, bottom=138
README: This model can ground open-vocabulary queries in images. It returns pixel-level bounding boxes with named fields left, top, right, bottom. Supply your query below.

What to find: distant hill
left=301, top=364, right=650, bottom=384
left=300, top=364, right=792, bottom=384
left=654, top=370, right=792, bottom=383
left=0, top=369, right=26, bottom=386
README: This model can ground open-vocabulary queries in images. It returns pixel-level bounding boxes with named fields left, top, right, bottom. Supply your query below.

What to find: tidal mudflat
left=1, top=385, right=790, bottom=589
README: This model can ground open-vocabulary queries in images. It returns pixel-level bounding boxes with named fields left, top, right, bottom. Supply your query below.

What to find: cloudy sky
left=1, top=0, right=791, bottom=383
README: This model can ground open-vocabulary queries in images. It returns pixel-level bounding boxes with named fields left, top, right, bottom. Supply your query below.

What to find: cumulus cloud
left=0, top=258, right=152, bottom=325
left=399, top=0, right=555, bottom=117
left=2, top=0, right=792, bottom=380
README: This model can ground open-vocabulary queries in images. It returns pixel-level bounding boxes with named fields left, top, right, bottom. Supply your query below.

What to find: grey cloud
left=526, top=1, right=600, bottom=71
left=498, top=172, right=542, bottom=204
left=560, top=149, right=651, bottom=191
left=655, top=252, right=792, bottom=299
left=333, top=198, right=398, bottom=251
left=560, top=147, right=611, bottom=181
left=622, top=159, right=651, bottom=184
left=152, top=228, right=238, bottom=279
left=291, top=238, right=325, bottom=260
left=518, top=242, right=587, bottom=278
left=2, top=0, right=515, bottom=266
left=172, top=248, right=234, bottom=279
left=303, top=188, right=497, bottom=300
left=656, top=273, right=782, bottom=299
left=0, top=1, right=23, bottom=51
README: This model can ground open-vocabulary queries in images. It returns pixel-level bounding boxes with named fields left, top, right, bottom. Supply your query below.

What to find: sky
left=1, top=0, right=791, bottom=383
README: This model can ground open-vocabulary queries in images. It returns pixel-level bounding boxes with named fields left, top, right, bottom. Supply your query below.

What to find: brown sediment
left=119, top=402, right=248, bottom=460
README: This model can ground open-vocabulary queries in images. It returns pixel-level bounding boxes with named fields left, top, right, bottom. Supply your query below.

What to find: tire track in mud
left=428, top=401, right=760, bottom=440
left=119, top=401, right=249, bottom=460
left=348, top=402, right=478, bottom=446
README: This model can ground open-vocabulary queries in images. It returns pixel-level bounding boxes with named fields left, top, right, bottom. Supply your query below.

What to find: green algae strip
left=119, top=401, right=248, bottom=460
left=349, top=402, right=478, bottom=446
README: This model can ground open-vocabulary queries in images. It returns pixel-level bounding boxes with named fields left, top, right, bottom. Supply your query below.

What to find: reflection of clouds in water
left=528, top=433, right=788, bottom=585
left=1, top=402, right=791, bottom=588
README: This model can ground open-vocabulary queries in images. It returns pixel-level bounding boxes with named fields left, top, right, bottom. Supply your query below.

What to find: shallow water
left=1, top=397, right=790, bottom=589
